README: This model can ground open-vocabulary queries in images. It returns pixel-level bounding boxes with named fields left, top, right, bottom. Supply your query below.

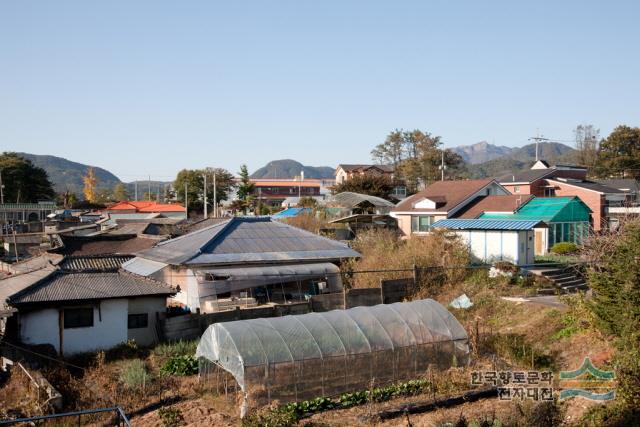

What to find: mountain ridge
left=250, top=159, right=335, bottom=179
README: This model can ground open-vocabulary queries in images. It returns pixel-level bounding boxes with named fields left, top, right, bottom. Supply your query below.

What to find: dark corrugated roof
left=547, top=179, right=625, bottom=194
left=136, top=217, right=361, bottom=265
left=497, top=168, right=555, bottom=184
left=596, top=179, right=640, bottom=193
left=59, top=255, right=134, bottom=272
left=8, top=271, right=174, bottom=305
left=57, top=234, right=160, bottom=256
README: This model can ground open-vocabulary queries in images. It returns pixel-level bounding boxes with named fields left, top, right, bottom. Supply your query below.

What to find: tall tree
left=236, top=164, right=255, bottom=209
left=574, top=124, right=600, bottom=170
left=371, top=129, right=405, bottom=172
left=173, top=167, right=235, bottom=212
left=331, top=173, right=394, bottom=200
left=596, top=125, right=640, bottom=178
left=82, top=167, right=98, bottom=202
left=0, top=152, right=55, bottom=203
left=112, top=183, right=129, bottom=201
left=372, top=129, right=464, bottom=193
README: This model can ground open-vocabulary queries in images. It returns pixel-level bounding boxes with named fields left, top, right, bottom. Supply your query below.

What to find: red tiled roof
left=454, top=195, right=534, bottom=219
left=252, top=181, right=320, bottom=188
left=393, top=179, right=494, bottom=213
left=107, top=201, right=185, bottom=213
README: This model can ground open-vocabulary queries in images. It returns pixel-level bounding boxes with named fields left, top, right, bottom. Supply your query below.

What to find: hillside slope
left=251, top=159, right=335, bottom=179
left=16, top=152, right=122, bottom=194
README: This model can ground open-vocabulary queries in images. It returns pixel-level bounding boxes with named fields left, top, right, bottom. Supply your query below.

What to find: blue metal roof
left=272, top=208, right=313, bottom=218
left=432, top=219, right=545, bottom=231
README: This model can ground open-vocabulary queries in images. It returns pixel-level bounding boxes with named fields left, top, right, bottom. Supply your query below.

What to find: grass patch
left=482, top=333, right=556, bottom=370
left=119, top=359, right=152, bottom=389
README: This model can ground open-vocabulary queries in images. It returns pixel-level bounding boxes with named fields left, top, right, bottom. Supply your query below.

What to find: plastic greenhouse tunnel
left=195, top=298, right=469, bottom=415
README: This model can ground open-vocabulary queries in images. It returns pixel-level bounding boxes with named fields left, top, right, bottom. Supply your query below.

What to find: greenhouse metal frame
left=196, top=299, right=469, bottom=410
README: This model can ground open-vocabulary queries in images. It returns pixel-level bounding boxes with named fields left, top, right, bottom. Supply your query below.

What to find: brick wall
left=550, top=183, right=605, bottom=230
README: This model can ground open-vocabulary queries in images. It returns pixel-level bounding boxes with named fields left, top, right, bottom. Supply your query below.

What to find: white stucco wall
left=455, top=229, right=530, bottom=265
left=19, top=308, right=59, bottom=350
left=20, top=299, right=129, bottom=355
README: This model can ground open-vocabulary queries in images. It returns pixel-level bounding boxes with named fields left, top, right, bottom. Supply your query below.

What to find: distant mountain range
left=463, top=142, right=577, bottom=178
left=15, top=141, right=578, bottom=197
left=452, top=141, right=514, bottom=164
left=250, top=159, right=335, bottom=179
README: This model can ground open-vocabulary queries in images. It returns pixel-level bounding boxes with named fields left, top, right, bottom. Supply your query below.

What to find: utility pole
left=184, top=182, right=188, bottom=218
left=528, top=132, right=550, bottom=163
left=0, top=169, right=4, bottom=205
left=134, top=181, right=138, bottom=201
left=213, top=171, right=217, bottom=218
left=203, top=173, right=208, bottom=219
left=148, top=176, right=151, bottom=201
left=441, top=149, right=445, bottom=181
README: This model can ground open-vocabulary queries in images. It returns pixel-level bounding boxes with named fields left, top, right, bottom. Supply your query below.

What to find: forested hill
left=250, top=159, right=335, bottom=179
left=16, top=152, right=122, bottom=194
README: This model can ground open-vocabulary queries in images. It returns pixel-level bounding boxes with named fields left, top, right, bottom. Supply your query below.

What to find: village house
left=335, top=164, right=407, bottom=199
left=390, top=179, right=511, bottom=237
left=250, top=178, right=323, bottom=208
left=498, top=162, right=626, bottom=230
left=123, top=216, right=360, bottom=313
left=0, top=202, right=57, bottom=233
left=0, top=254, right=174, bottom=355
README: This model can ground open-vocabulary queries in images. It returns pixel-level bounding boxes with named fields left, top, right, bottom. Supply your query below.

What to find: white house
left=2, top=257, right=175, bottom=355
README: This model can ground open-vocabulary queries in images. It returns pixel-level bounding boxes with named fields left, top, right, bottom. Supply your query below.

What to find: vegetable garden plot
left=196, top=299, right=469, bottom=414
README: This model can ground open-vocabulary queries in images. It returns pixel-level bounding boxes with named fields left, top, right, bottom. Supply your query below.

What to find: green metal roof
left=480, top=197, right=591, bottom=223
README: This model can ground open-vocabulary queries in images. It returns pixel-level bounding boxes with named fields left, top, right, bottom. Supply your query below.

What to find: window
left=544, top=188, right=556, bottom=197
left=128, top=313, right=149, bottom=329
left=514, top=186, right=521, bottom=193
left=64, top=307, right=94, bottom=329
left=411, top=216, right=434, bottom=233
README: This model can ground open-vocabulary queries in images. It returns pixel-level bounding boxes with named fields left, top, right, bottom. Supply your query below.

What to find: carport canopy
left=197, top=262, right=342, bottom=293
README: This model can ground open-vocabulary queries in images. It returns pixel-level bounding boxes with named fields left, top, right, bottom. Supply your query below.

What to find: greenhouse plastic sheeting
left=195, top=299, right=469, bottom=408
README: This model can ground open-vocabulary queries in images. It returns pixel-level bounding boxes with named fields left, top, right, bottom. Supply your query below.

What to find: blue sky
left=1, top=1, right=639, bottom=181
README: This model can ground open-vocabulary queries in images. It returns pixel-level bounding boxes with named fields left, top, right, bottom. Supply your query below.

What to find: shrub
left=119, top=359, right=150, bottom=389
left=153, top=340, right=198, bottom=358
left=242, top=406, right=297, bottom=427
left=550, top=241, right=578, bottom=254
left=158, top=406, right=184, bottom=427
left=493, top=261, right=519, bottom=274
left=160, top=355, right=198, bottom=376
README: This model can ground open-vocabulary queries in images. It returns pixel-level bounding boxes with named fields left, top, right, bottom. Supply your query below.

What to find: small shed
left=432, top=219, right=547, bottom=266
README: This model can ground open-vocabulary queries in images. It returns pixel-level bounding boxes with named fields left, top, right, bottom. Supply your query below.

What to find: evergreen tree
left=0, top=152, right=55, bottom=203
left=236, top=164, right=255, bottom=209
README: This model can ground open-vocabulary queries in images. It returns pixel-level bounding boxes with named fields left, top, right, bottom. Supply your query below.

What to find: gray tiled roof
left=59, top=255, right=134, bottom=272
left=8, top=271, right=174, bottom=305
left=135, top=217, right=361, bottom=265
left=0, top=266, right=57, bottom=305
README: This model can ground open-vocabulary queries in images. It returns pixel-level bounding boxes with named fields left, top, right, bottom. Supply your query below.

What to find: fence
left=161, top=278, right=413, bottom=340
left=0, top=407, right=132, bottom=426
